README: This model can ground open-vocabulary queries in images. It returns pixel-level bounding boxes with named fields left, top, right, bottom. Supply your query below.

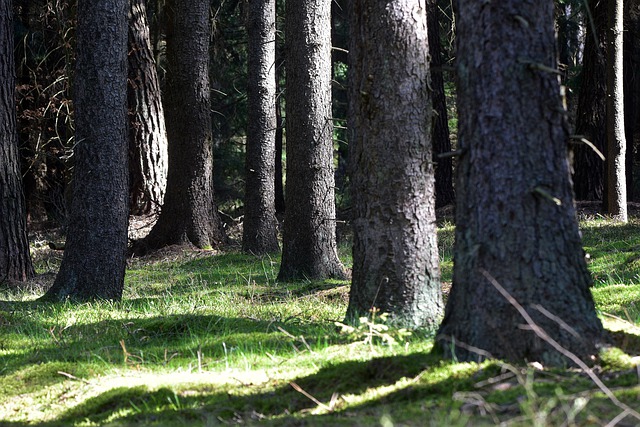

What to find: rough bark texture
left=624, top=0, right=640, bottom=202
left=436, top=0, right=603, bottom=364
left=132, top=0, right=226, bottom=255
left=573, top=0, right=607, bottom=201
left=128, top=0, right=168, bottom=215
left=42, top=0, right=129, bottom=301
left=346, top=1, right=442, bottom=328
left=0, top=0, right=34, bottom=283
left=606, top=0, right=628, bottom=221
left=427, top=0, right=455, bottom=209
left=278, top=0, right=345, bottom=281
left=274, top=90, right=285, bottom=215
left=243, top=0, right=279, bottom=254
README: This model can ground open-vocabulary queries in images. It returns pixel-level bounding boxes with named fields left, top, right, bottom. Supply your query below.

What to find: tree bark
left=427, top=0, right=455, bottom=208
left=436, top=0, right=603, bottom=364
left=0, top=0, right=34, bottom=283
left=243, top=0, right=279, bottom=254
left=128, top=0, right=168, bottom=215
left=573, top=0, right=607, bottom=201
left=346, top=0, right=442, bottom=328
left=606, top=0, right=628, bottom=221
left=132, top=0, right=226, bottom=255
left=278, top=0, right=345, bottom=281
left=624, top=0, right=640, bottom=201
left=42, top=0, right=129, bottom=301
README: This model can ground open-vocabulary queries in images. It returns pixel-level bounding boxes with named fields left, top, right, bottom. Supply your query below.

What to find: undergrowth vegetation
left=1, top=217, right=640, bottom=426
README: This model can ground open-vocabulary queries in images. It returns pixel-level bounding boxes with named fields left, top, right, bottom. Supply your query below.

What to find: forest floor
left=1, top=206, right=640, bottom=425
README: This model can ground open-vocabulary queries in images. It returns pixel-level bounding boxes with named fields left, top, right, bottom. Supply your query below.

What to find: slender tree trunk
left=427, top=0, right=455, bottom=208
left=274, top=38, right=286, bottom=216
left=42, top=0, right=129, bottom=301
left=128, top=0, right=168, bottom=215
left=436, top=0, right=603, bottom=364
left=624, top=0, right=640, bottom=201
left=606, top=0, right=628, bottom=221
left=278, top=0, right=345, bottom=281
left=132, top=0, right=226, bottom=255
left=243, top=0, right=279, bottom=254
left=0, top=0, right=34, bottom=283
left=346, top=0, right=442, bottom=328
left=274, top=87, right=285, bottom=216
left=573, top=0, right=607, bottom=201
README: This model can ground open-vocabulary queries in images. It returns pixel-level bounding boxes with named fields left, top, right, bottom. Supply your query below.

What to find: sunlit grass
left=2, top=217, right=640, bottom=425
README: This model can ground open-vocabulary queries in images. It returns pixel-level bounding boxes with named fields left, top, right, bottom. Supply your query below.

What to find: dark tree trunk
left=0, top=0, right=34, bottom=283
left=436, top=0, right=603, bottom=364
left=243, top=0, right=279, bottom=254
left=623, top=0, right=640, bottom=201
left=624, top=0, right=640, bottom=201
left=128, top=0, right=168, bottom=215
left=278, top=0, right=345, bottom=281
left=274, top=87, right=285, bottom=216
left=573, top=0, right=607, bottom=201
left=346, top=1, right=442, bottom=328
left=427, top=0, right=455, bottom=209
left=132, top=0, right=226, bottom=255
left=606, top=0, right=628, bottom=221
left=42, top=0, right=129, bottom=301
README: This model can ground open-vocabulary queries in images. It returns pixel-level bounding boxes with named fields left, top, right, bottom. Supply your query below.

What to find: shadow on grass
left=0, top=307, right=338, bottom=384
left=581, top=219, right=640, bottom=285
left=3, top=352, right=487, bottom=427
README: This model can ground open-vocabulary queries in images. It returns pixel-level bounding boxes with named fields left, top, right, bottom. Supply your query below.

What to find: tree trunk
left=242, top=0, right=279, bottom=254
left=132, top=0, right=226, bottom=255
left=346, top=0, right=442, bottom=328
left=0, top=0, right=34, bottom=283
left=278, top=0, right=345, bottom=281
left=573, top=0, right=607, bottom=201
left=427, top=0, right=455, bottom=209
left=606, top=0, right=628, bottom=221
left=624, top=0, right=640, bottom=201
left=128, top=0, right=168, bottom=215
left=274, top=86, right=285, bottom=216
left=42, top=0, right=129, bottom=301
left=436, top=0, right=603, bottom=364
left=274, top=44, right=286, bottom=216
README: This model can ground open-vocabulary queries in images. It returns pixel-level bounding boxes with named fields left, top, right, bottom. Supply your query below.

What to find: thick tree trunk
left=436, top=0, right=603, bottom=364
left=132, top=0, right=226, bottom=255
left=243, top=0, right=279, bottom=254
left=427, top=0, right=455, bottom=209
left=128, top=0, right=168, bottom=215
left=573, top=0, right=607, bottom=201
left=0, top=0, right=34, bottom=283
left=346, top=0, right=442, bottom=328
left=606, top=0, right=628, bottom=221
left=278, top=0, right=345, bottom=281
left=42, top=0, right=129, bottom=301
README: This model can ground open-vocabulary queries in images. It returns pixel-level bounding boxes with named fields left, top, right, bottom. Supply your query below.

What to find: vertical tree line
left=42, top=0, right=129, bottom=301
left=1, top=0, right=613, bottom=367
left=1, top=0, right=34, bottom=283
left=346, top=0, right=442, bottom=328
left=278, top=0, right=345, bottom=281
left=243, top=0, right=279, bottom=255
left=132, top=0, right=226, bottom=255
left=436, top=0, right=602, bottom=362
left=127, top=0, right=168, bottom=216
